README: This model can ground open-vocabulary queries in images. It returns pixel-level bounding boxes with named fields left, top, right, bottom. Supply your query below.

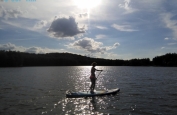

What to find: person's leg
left=90, top=79, right=93, bottom=90
left=90, top=83, right=93, bottom=90
left=92, top=80, right=96, bottom=91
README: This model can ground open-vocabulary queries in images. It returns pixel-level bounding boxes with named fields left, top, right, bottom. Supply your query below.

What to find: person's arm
left=96, top=68, right=103, bottom=71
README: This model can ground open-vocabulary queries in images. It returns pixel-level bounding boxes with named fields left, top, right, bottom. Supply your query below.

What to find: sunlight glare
left=74, top=0, right=102, bottom=9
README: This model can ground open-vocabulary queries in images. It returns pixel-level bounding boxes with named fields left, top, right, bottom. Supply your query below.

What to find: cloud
left=104, top=52, right=119, bottom=59
left=0, top=6, right=23, bottom=19
left=162, top=13, right=177, bottom=40
left=112, top=24, right=138, bottom=32
left=95, top=26, right=108, bottom=30
left=79, top=13, right=88, bottom=18
left=167, top=43, right=177, bottom=45
left=85, top=52, right=119, bottom=59
left=113, top=42, right=120, bottom=47
left=106, top=42, right=120, bottom=50
left=118, top=0, right=137, bottom=14
left=0, top=43, right=18, bottom=51
left=0, top=43, right=66, bottom=54
left=161, top=47, right=165, bottom=49
left=29, top=5, right=38, bottom=10
left=119, top=0, right=131, bottom=10
left=24, top=47, right=66, bottom=54
left=25, top=47, right=46, bottom=54
left=47, top=16, right=85, bottom=39
left=164, top=37, right=170, bottom=40
left=95, top=34, right=106, bottom=39
left=84, top=53, right=96, bottom=58
left=68, top=37, right=120, bottom=54
left=0, top=6, right=3, bottom=17
left=34, top=20, right=47, bottom=29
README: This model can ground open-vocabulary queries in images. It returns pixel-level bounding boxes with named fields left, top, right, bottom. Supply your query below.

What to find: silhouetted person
left=90, top=62, right=102, bottom=92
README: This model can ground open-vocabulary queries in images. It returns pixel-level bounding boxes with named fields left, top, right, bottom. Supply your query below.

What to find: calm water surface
left=0, top=66, right=177, bottom=115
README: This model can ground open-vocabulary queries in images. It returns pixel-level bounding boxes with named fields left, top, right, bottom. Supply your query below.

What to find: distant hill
left=153, top=53, right=177, bottom=66
left=0, top=50, right=177, bottom=67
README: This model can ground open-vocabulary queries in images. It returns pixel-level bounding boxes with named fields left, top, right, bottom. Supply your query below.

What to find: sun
left=73, top=0, right=102, bottom=9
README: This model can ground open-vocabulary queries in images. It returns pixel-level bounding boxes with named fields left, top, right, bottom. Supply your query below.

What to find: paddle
left=96, top=70, right=103, bottom=79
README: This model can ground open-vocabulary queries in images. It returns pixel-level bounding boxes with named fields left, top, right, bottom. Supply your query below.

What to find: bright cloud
left=162, top=13, right=177, bottom=40
left=0, top=43, right=66, bottom=54
left=118, top=0, right=137, bottom=14
left=111, top=24, right=138, bottom=32
left=95, top=34, right=106, bottom=39
left=164, top=37, right=170, bottom=40
left=0, top=6, right=23, bottom=19
left=0, top=43, right=19, bottom=51
left=119, top=0, right=131, bottom=10
left=95, top=26, right=108, bottom=30
left=68, top=37, right=119, bottom=54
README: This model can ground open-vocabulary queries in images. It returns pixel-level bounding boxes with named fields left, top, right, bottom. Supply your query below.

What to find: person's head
left=91, top=62, right=97, bottom=67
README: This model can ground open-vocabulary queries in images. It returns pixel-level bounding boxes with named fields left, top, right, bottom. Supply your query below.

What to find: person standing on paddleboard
left=90, top=62, right=103, bottom=92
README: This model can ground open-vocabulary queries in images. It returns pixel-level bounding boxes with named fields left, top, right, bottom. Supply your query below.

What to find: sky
left=0, top=0, right=177, bottom=60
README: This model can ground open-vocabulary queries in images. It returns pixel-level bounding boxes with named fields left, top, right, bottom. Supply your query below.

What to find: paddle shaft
left=96, top=71, right=102, bottom=79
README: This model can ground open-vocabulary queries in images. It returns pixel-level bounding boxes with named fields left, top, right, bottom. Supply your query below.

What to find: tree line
left=0, top=50, right=177, bottom=67
left=153, top=53, right=177, bottom=66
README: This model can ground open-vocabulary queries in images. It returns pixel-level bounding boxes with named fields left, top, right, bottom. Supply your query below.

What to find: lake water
left=0, top=66, right=177, bottom=115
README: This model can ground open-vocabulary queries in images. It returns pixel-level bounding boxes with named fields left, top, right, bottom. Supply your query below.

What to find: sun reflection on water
left=57, top=94, right=120, bottom=114
left=42, top=66, right=120, bottom=114
left=3, top=67, right=177, bottom=114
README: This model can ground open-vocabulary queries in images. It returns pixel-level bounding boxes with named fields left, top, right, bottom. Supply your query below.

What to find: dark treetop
left=0, top=50, right=177, bottom=67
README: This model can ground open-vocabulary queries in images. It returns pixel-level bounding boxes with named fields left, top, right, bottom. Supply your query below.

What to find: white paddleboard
left=66, top=88, right=120, bottom=98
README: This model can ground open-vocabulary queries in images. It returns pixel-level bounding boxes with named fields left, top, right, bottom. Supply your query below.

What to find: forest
left=0, top=50, right=177, bottom=67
